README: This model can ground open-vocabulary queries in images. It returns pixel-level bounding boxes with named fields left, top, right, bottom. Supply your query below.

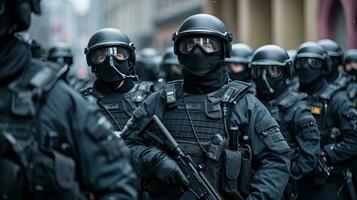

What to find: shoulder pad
left=137, top=81, right=154, bottom=92
left=211, top=80, right=252, bottom=104
left=319, top=84, right=341, bottom=101
left=9, top=59, right=65, bottom=117
left=333, top=73, right=351, bottom=90
left=347, top=84, right=357, bottom=99
left=28, top=59, right=66, bottom=92
left=278, top=90, right=307, bottom=109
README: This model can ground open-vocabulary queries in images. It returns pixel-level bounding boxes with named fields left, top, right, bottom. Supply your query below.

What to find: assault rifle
left=151, top=115, right=223, bottom=200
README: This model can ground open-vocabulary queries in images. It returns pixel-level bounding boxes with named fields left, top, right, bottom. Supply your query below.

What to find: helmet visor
left=91, top=47, right=129, bottom=64
left=178, top=36, right=221, bottom=54
left=251, top=65, right=283, bottom=79
left=295, top=58, right=323, bottom=70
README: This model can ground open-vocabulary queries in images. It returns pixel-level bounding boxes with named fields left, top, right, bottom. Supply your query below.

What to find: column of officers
left=1, top=1, right=357, bottom=200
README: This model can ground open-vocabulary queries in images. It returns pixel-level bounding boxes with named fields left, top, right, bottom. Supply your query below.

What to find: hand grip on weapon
left=152, top=152, right=191, bottom=187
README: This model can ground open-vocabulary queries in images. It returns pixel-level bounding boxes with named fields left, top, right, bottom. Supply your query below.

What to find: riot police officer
left=286, top=49, right=300, bottom=90
left=82, top=28, right=143, bottom=132
left=160, top=47, right=182, bottom=81
left=250, top=45, right=321, bottom=200
left=47, top=43, right=74, bottom=84
left=48, top=43, right=74, bottom=67
left=135, top=48, right=164, bottom=91
left=294, top=42, right=357, bottom=200
left=0, top=1, right=137, bottom=199
left=225, top=43, right=253, bottom=83
left=344, top=49, right=357, bottom=107
left=122, top=14, right=290, bottom=200
left=318, top=39, right=350, bottom=89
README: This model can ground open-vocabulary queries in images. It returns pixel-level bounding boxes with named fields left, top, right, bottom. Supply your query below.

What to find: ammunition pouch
left=221, top=145, right=252, bottom=199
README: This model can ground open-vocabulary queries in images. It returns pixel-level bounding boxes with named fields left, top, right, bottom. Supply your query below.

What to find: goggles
left=91, top=47, right=129, bottom=65
left=251, top=65, right=283, bottom=79
left=178, top=36, right=221, bottom=54
left=295, top=58, right=324, bottom=70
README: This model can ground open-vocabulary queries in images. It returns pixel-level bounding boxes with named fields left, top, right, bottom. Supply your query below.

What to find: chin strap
left=109, top=56, right=138, bottom=81
left=262, top=70, right=274, bottom=93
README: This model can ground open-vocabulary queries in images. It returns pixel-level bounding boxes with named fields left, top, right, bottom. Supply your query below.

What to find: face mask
left=295, top=58, right=323, bottom=84
left=94, top=55, right=130, bottom=83
left=254, top=69, right=286, bottom=100
left=179, top=47, right=221, bottom=76
left=228, top=63, right=250, bottom=81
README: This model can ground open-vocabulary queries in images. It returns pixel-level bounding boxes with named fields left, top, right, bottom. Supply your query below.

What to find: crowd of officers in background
left=2, top=1, right=357, bottom=199
left=36, top=29, right=357, bottom=200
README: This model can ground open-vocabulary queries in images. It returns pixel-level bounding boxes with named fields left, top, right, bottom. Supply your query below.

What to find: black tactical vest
left=306, top=84, right=341, bottom=143
left=162, top=80, right=252, bottom=194
left=264, top=89, right=308, bottom=146
left=0, top=59, right=84, bottom=199
left=82, top=87, right=138, bottom=132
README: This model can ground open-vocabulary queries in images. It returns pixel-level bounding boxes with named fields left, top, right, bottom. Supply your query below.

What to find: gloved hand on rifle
left=152, top=152, right=191, bottom=187
left=316, top=150, right=334, bottom=177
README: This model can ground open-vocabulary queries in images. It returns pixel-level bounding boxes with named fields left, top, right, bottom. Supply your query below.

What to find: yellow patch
left=311, top=106, right=321, bottom=115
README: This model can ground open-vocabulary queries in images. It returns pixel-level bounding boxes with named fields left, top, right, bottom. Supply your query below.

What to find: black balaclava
left=93, top=55, right=130, bottom=83
left=297, top=59, right=322, bottom=84
left=183, top=67, right=228, bottom=94
left=94, top=78, right=135, bottom=94
left=228, top=63, right=250, bottom=82
left=180, top=46, right=228, bottom=94
left=297, top=59, right=327, bottom=95
left=299, top=75, right=327, bottom=95
left=179, top=46, right=221, bottom=76
left=0, top=36, right=31, bottom=85
left=254, top=68, right=288, bottom=101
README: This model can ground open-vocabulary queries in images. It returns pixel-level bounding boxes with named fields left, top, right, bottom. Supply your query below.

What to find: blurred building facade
left=30, top=0, right=356, bottom=57
left=206, top=0, right=357, bottom=50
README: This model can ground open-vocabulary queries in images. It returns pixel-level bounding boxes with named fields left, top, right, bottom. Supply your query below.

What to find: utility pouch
left=221, top=149, right=241, bottom=195
left=237, top=144, right=252, bottom=196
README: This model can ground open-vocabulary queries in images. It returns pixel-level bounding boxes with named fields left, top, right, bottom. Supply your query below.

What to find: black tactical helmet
left=161, top=47, right=179, bottom=66
left=85, top=28, right=135, bottom=68
left=225, top=43, right=253, bottom=64
left=343, top=49, right=357, bottom=66
left=172, top=14, right=233, bottom=58
left=0, top=0, right=41, bottom=37
left=250, top=45, right=291, bottom=66
left=295, top=41, right=329, bottom=61
left=317, top=39, right=343, bottom=62
left=48, top=43, right=73, bottom=66
left=250, top=45, right=291, bottom=99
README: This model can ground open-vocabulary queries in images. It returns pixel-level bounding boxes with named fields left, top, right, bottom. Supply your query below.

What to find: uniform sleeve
left=234, top=94, right=291, bottom=200
left=290, top=105, right=320, bottom=180
left=324, top=91, right=357, bottom=163
left=40, top=81, right=137, bottom=200
left=121, top=91, right=168, bottom=177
